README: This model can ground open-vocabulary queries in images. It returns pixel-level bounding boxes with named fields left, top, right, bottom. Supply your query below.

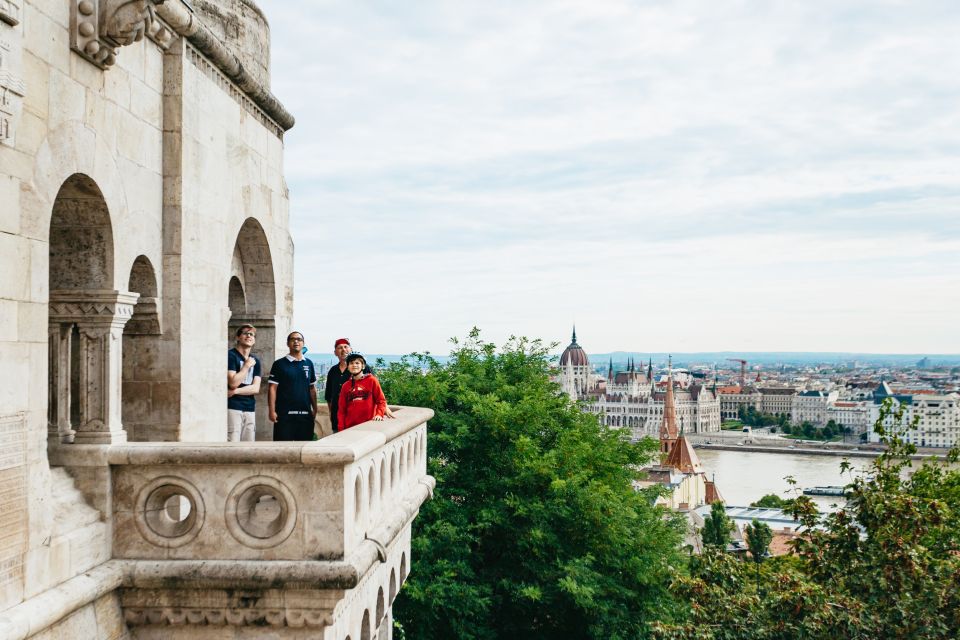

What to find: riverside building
left=555, top=330, right=722, bottom=440
left=868, top=391, right=960, bottom=448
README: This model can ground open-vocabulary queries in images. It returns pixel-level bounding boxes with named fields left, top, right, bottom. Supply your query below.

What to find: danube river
left=695, top=448, right=872, bottom=510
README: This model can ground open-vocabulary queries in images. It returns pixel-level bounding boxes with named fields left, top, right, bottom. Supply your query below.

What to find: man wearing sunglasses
left=227, top=324, right=262, bottom=441
left=267, top=331, right=318, bottom=441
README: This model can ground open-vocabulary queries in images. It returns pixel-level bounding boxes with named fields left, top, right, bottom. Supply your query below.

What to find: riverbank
left=687, top=432, right=949, bottom=460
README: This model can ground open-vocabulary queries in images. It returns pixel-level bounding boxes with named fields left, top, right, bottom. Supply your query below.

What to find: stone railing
left=36, top=405, right=434, bottom=640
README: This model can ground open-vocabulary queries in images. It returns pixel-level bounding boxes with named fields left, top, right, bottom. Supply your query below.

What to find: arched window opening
left=48, top=174, right=131, bottom=445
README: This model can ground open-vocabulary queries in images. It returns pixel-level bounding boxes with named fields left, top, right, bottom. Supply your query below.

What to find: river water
left=695, top=449, right=873, bottom=510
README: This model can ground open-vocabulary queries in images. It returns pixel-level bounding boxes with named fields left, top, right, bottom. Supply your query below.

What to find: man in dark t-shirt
left=227, top=324, right=262, bottom=441
left=268, top=331, right=317, bottom=441
left=325, top=338, right=371, bottom=433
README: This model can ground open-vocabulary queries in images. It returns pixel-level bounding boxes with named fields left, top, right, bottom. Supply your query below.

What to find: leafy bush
left=380, top=330, right=687, bottom=640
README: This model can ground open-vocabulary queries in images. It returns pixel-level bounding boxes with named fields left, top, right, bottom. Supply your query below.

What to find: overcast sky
left=258, top=0, right=960, bottom=356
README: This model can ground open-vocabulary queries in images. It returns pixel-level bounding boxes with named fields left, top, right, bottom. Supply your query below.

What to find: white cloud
left=257, top=0, right=960, bottom=354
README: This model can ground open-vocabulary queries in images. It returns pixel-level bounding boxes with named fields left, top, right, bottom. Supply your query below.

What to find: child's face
left=348, top=359, right=365, bottom=375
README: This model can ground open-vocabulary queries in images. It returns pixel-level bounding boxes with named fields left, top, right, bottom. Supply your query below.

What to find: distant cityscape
left=553, top=328, right=960, bottom=449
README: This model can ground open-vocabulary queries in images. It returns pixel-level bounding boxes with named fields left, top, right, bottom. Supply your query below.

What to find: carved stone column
left=47, top=323, right=75, bottom=444
left=50, top=290, right=139, bottom=445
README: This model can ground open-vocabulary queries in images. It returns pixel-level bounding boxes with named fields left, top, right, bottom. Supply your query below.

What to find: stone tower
left=0, top=2, right=433, bottom=638
left=659, top=356, right=679, bottom=458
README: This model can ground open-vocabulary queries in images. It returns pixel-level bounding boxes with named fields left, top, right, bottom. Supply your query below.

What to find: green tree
left=744, top=519, right=772, bottom=564
left=700, top=501, right=732, bottom=548
left=379, top=330, right=686, bottom=640
left=745, top=519, right=773, bottom=596
left=654, top=398, right=960, bottom=640
left=750, top=494, right=792, bottom=509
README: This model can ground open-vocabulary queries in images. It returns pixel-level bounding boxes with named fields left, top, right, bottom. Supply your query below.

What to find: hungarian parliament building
left=555, top=329, right=722, bottom=440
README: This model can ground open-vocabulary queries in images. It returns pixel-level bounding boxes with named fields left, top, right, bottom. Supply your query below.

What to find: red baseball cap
left=334, top=338, right=350, bottom=347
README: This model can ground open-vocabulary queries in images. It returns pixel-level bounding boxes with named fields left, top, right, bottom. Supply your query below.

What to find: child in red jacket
left=337, top=353, right=393, bottom=429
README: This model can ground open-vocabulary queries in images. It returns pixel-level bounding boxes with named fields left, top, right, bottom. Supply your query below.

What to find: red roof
left=664, top=436, right=703, bottom=474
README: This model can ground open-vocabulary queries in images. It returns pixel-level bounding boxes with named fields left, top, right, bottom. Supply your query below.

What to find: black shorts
left=273, top=415, right=314, bottom=441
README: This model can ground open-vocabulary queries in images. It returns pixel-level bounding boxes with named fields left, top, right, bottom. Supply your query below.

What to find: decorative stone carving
left=102, top=0, right=154, bottom=45
left=123, top=607, right=332, bottom=628
left=224, top=476, right=297, bottom=549
left=49, top=290, right=139, bottom=445
left=70, top=0, right=175, bottom=70
left=134, top=476, right=206, bottom=548
left=0, top=0, right=19, bottom=26
left=0, top=1, right=24, bottom=148
left=0, top=413, right=27, bottom=611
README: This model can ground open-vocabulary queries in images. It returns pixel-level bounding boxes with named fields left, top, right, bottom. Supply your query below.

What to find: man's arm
left=268, top=382, right=278, bottom=423
left=309, top=384, right=318, bottom=417
left=232, top=377, right=261, bottom=396
left=228, top=358, right=255, bottom=389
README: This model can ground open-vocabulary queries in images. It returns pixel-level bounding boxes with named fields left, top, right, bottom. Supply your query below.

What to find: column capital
left=50, top=289, right=140, bottom=328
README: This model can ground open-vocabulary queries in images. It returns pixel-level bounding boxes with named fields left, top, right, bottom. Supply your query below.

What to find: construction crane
left=727, top=358, right=747, bottom=388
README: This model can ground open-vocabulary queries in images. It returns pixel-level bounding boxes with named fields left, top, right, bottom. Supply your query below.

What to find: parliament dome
left=560, top=327, right=589, bottom=367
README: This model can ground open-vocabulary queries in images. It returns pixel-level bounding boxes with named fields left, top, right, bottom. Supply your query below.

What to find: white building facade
left=554, top=333, right=722, bottom=441
left=827, top=401, right=872, bottom=434
left=760, top=387, right=798, bottom=417
left=868, top=393, right=960, bottom=448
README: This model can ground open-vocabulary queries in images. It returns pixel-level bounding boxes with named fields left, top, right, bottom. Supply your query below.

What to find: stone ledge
left=0, top=474, right=433, bottom=636
left=102, top=405, right=434, bottom=466
left=0, top=562, right=124, bottom=640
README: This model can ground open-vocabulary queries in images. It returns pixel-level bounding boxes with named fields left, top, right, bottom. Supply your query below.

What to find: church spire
left=571, top=325, right=577, bottom=345
left=660, top=355, right=679, bottom=459
left=647, top=357, right=653, bottom=382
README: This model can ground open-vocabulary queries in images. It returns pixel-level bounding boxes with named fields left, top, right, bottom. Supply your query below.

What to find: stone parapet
left=42, top=405, right=433, bottom=638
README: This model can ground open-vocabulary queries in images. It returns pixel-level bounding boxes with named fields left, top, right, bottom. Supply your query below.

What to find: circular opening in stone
left=236, top=485, right=287, bottom=539
left=144, top=484, right=197, bottom=538
left=163, top=494, right=192, bottom=522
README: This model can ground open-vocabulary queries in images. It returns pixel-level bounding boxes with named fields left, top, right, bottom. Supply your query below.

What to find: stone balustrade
left=35, top=405, right=435, bottom=640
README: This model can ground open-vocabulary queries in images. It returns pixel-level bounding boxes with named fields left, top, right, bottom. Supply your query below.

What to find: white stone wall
left=2, top=0, right=165, bottom=612
left=1, top=0, right=294, bottom=624
left=175, top=42, right=293, bottom=441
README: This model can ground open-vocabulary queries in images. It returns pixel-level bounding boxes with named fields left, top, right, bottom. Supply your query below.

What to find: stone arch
left=389, top=568, right=397, bottom=603
left=47, top=174, right=135, bottom=445
left=360, top=609, right=371, bottom=640
left=228, top=218, right=277, bottom=434
left=379, top=457, right=387, bottom=497
left=376, top=587, right=385, bottom=624
left=30, top=122, right=129, bottom=282
left=121, top=255, right=170, bottom=441
left=125, top=256, right=160, bottom=334
left=367, top=464, right=376, bottom=514
left=230, top=218, right=275, bottom=317
left=390, top=450, right=398, bottom=490
left=228, top=275, right=246, bottom=318
left=49, top=174, right=114, bottom=290
left=354, top=472, right=363, bottom=527
left=400, top=552, right=407, bottom=584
